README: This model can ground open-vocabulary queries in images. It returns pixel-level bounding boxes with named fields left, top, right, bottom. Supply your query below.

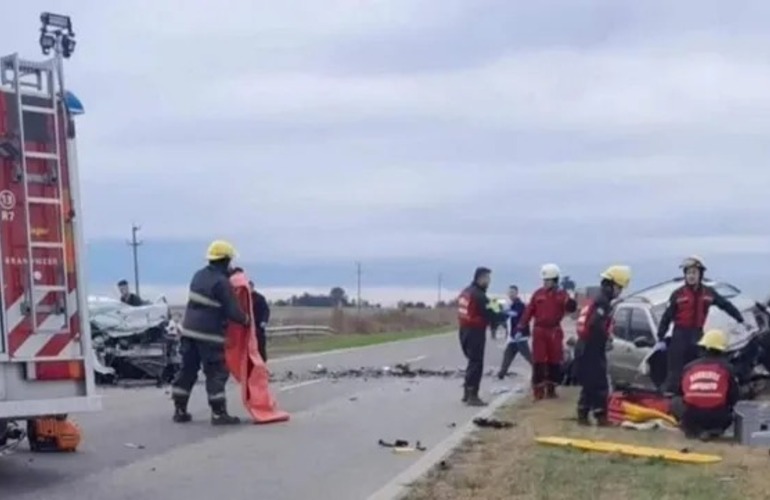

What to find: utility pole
left=437, top=272, right=443, bottom=304
left=127, top=224, right=142, bottom=297
left=356, top=261, right=362, bottom=316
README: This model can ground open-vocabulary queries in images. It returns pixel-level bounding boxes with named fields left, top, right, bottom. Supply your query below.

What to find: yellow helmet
left=698, top=329, right=728, bottom=352
left=599, top=265, right=632, bottom=288
left=206, top=240, right=237, bottom=261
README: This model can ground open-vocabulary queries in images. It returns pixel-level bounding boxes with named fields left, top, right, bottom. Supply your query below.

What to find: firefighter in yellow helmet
left=171, top=240, right=250, bottom=425
left=574, top=265, right=631, bottom=426
left=674, top=329, right=740, bottom=440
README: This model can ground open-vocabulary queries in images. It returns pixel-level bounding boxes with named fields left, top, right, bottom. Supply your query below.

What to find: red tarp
left=225, top=272, right=290, bottom=424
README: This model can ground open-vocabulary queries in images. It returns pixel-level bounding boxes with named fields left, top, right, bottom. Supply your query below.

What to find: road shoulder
left=401, top=387, right=770, bottom=500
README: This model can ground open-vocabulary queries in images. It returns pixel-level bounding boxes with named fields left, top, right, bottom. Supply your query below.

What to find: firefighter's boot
left=546, top=383, right=558, bottom=399
left=461, top=386, right=470, bottom=403
left=465, top=389, right=488, bottom=407
left=594, top=411, right=609, bottom=427
left=211, top=402, right=241, bottom=426
left=577, top=408, right=590, bottom=426
left=172, top=397, right=192, bottom=424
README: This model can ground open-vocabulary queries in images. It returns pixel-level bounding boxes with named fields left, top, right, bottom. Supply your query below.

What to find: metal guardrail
left=266, top=325, right=335, bottom=338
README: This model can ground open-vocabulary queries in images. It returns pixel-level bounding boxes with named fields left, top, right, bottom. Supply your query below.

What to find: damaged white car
left=88, top=296, right=180, bottom=385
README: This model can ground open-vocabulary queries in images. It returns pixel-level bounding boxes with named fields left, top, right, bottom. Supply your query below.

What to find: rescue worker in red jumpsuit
left=655, top=256, right=746, bottom=394
left=517, top=263, right=577, bottom=400
left=574, top=265, right=631, bottom=426
left=674, top=329, right=739, bottom=440
left=457, top=267, right=497, bottom=407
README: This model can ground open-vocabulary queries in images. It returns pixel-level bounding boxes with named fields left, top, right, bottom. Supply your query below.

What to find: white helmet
left=541, top=263, right=561, bottom=280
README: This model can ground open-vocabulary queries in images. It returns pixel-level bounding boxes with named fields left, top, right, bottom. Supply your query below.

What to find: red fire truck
left=0, top=13, right=100, bottom=454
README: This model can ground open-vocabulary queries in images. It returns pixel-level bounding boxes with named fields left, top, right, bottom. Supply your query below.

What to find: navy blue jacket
left=507, top=299, right=528, bottom=337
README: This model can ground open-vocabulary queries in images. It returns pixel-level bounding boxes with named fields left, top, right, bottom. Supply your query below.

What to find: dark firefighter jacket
left=457, top=283, right=497, bottom=330
left=573, top=292, right=613, bottom=385
left=182, top=264, right=248, bottom=343
left=656, top=284, right=744, bottom=341
left=120, top=293, right=144, bottom=307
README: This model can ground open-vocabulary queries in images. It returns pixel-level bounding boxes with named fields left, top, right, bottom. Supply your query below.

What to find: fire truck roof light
left=40, top=12, right=73, bottom=34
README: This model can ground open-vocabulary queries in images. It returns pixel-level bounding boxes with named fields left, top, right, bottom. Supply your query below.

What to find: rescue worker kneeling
left=171, top=240, right=250, bottom=425
left=575, top=265, right=631, bottom=426
left=675, top=329, right=739, bottom=440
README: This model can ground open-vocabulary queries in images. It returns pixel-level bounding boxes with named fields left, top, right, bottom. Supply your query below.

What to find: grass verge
left=405, top=387, right=770, bottom=500
left=269, top=327, right=450, bottom=356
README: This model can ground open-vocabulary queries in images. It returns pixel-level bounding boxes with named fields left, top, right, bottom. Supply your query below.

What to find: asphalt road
left=1, top=331, right=531, bottom=500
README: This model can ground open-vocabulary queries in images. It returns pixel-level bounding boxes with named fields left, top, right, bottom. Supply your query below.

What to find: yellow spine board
left=535, top=436, right=721, bottom=464
left=620, top=401, right=678, bottom=427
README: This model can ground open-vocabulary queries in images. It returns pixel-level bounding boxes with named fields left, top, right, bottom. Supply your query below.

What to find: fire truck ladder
left=1, top=53, right=71, bottom=335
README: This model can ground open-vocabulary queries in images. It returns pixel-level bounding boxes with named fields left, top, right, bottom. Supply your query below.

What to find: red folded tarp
left=225, top=271, right=290, bottom=424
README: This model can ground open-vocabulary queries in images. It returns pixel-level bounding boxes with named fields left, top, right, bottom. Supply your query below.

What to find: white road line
left=404, top=355, right=427, bottom=363
left=279, top=379, right=324, bottom=392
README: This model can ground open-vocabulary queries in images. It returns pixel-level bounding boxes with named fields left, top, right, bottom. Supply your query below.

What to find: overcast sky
left=2, top=1, right=770, bottom=302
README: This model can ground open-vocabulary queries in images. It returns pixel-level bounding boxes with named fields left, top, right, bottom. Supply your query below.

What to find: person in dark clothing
left=117, top=279, right=143, bottom=306
left=497, top=285, right=531, bottom=379
left=457, top=267, right=498, bottom=407
left=655, top=256, right=746, bottom=394
left=249, top=280, right=270, bottom=362
left=171, top=240, right=250, bottom=426
left=574, top=265, right=631, bottom=426
left=674, top=329, right=740, bottom=440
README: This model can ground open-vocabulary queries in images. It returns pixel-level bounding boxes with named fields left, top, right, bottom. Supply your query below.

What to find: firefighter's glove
left=512, top=331, right=523, bottom=342
left=653, top=341, right=667, bottom=352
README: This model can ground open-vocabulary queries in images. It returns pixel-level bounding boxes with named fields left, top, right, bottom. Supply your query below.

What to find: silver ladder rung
left=33, top=285, right=68, bottom=293
left=30, top=241, right=65, bottom=249
left=24, top=151, right=59, bottom=161
left=27, top=196, right=61, bottom=205
left=22, top=104, right=56, bottom=115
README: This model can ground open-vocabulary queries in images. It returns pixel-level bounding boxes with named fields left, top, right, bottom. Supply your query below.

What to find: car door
left=607, top=307, right=633, bottom=383
left=627, top=306, right=658, bottom=387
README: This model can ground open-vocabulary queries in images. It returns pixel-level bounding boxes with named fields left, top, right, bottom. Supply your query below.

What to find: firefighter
left=497, top=285, right=531, bottom=379
left=517, top=263, right=577, bottom=400
left=171, top=240, right=250, bottom=425
left=575, top=265, right=631, bottom=426
left=655, top=256, right=746, bottom=394
left=675, top=329, right=739, bottom=440
left=457, top=267, right=497, bottom=407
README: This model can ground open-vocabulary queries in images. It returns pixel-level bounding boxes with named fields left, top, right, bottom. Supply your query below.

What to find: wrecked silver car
left=89, top=296, right=180, bottom=385
left=563, top=279, right=770, bottom=398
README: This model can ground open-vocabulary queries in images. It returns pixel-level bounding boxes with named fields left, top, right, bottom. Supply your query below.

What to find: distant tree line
left=266, top=278, right=579, bottom=308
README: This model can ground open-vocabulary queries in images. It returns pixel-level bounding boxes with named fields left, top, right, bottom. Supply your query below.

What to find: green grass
left=270, top=327, right=451, bottom=356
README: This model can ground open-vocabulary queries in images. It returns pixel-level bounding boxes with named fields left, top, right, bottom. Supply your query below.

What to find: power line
left=127, top=223, right=142, bottom=297
left=356, top=261, right=362, bottom=316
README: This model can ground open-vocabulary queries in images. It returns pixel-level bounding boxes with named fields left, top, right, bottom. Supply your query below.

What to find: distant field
left=169, top=305, right=456, bottom=334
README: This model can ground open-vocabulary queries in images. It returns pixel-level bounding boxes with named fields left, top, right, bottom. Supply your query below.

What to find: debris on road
left=378, top=438, right=427, bottom=453
left=124, top=442, right=146, bottom=450
left=473, top=417, right=515, bottom=429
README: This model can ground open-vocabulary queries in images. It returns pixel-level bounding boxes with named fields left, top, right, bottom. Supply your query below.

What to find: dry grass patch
left=405, top=387, right=770, bottom=500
